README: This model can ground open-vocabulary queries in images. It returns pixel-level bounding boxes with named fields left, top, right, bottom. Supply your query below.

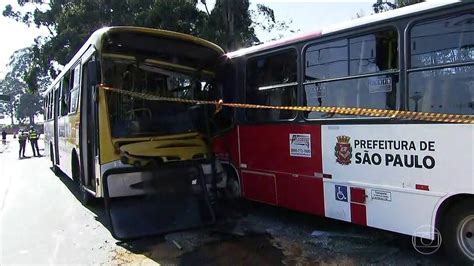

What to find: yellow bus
left=43, top=27, right=228, bottom=239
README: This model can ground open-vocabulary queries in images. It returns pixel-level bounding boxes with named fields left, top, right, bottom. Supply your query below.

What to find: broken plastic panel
left=103, top=162, right=215, bottom=240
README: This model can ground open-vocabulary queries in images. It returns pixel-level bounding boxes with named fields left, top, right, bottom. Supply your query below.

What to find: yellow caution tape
left=100, top=85, right=474, bottom=124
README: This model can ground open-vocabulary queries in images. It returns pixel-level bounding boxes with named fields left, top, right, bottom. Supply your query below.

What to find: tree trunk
left=223, top=0, right=235, bottom=51
left=9, top=104, right=14, bottom=126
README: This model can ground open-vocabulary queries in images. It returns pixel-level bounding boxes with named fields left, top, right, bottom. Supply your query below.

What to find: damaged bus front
left=45, top=27, right=229, bottom=239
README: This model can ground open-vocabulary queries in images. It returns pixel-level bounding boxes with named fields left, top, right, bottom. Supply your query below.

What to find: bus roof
left=44, top=27, right=224, bottom=95
left=226, top=0, right=462, bottom=59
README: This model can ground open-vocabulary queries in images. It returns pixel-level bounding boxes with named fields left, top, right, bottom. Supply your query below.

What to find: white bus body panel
left=322, top=124, right=473, bottom=238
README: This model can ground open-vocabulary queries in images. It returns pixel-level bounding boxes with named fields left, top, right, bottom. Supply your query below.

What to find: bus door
left=79, top=58, right=98, bottom=189
left=58, top=71, right=74, bottom=175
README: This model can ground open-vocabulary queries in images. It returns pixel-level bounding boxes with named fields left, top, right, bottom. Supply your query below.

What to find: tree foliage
left=0, top=48, right=45, bottom=125
left=0, top=77, right=22, bottom=125
left=3, top=0, right=293, bottom=92
left=204, top=0, right=256, bottom=51
left=373, top=0, right=424, bottom=13
left=16, top=92, right=43, bottom=124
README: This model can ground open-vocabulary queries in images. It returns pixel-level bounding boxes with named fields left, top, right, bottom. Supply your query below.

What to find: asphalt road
left=0, top=135, right=454, bottom=265
left=0, top=136, right=123, bottom=264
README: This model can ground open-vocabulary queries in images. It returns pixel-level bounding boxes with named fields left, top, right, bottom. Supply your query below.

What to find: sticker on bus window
left=305, top=84, right=327, bottom=99
left=289, top=133, right=311, bottom=158
left=368, top=76, right=392, bottom=93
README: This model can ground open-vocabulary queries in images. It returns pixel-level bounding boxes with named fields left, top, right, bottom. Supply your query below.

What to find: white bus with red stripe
left=214, top=1, right=473, bottom=262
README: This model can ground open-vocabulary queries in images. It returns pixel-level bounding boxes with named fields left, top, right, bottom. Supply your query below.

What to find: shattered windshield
left=102, top=55, right=218, bottom=138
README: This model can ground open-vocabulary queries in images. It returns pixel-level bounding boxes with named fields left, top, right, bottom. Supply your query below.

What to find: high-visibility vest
left=18, top=132, right=28, bottom=141
left=29, top=130, right=38, bottom=140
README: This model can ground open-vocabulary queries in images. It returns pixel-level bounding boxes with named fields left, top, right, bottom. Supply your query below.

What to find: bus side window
left=59, top=79, right=64, bottom=116
left=49, top=91, right=53, bottom=119
left=44, top=94, right=48, bottom=120
left=44, top=92, right=51, bottom=120
left=54, top=85, right=59, bottom=118
left=304, top=28, right=399, bottom=119
left=408, top=12, right=474, bottom=115
left=60, top=73, right=71, bottom=116
left=245, top=49, right=298, bottom=122
left=69, top=64, right=81, bottom=113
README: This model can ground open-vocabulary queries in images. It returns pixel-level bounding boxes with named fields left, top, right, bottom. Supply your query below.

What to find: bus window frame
left=404, top=10, right=474, bottom=115
left=243, top=47, right=300, bottom=124
left=405, top=10, right=474, bottom=70
left=301, top=25, right=402, bottom=122
left=46, top=92, right=49, bottom=120
left=59, top=74, right=71, bottom=117
left=58, top=80, right=63, bottom=117
left=49, top=91, right=54, bottom=120
left=47, top=92, right=51, bottom=120
left=44, top=94, right=48, bottom=121
left=54, top=84, right=59, bottom=119
left=69, top=62, right=82, bottom=115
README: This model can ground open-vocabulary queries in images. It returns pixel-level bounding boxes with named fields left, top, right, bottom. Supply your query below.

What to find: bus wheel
left=225, top=167, right=241, bottom=200
left=72, top=155, right=94, bottom=206
left=78, top=180, right=95, bottom=207
left=442, top=201, right=474, bottom=263
left=50, top=144, right=59, bottom=175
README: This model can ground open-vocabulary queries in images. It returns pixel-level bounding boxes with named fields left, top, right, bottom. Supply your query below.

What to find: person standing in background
left=29, top=126, right=40, bottom=157
left=18, top=129, right=27, bottom=158
left=1, top=129, right=6, bottom=145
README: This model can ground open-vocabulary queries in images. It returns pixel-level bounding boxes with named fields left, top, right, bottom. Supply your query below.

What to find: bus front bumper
left=102, top=162, right=215, bottom=240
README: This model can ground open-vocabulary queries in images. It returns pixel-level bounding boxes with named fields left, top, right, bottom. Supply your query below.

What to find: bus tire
left=79, top=180, right=95, bottom=207
left=224, top=165, right=241, bottom=200
left=442, top=200, right=474, bottom=263
left=50, top=145, right=60, bottom=176
left=72, top=153, right=94, bottom=206
left=49, top=144, right=54, bottom=165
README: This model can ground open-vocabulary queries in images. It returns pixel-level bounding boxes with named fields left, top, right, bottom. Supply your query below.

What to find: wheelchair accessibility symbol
left=335, top=185, right=348, bottom=202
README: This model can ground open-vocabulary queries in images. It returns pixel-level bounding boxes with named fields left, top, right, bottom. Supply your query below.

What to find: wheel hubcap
left=457, top=214, right=474, bottom=260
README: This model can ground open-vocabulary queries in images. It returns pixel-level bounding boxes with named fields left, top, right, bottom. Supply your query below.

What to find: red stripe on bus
left=350, top=187, right=367, bottom=226
left=276, top=174, right=325, bottom=216
left=241, top=171, right=277, bottom=205
left=237, top=124, right=325, bottom=216
left=350, top=187, right=366, bottom=204
left=351, top=203, right=367, bottom=226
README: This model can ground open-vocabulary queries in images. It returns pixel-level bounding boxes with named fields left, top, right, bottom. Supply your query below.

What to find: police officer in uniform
left=29, top=126, right=40, bottom=157
left=18, top=129, right=27, bottom=158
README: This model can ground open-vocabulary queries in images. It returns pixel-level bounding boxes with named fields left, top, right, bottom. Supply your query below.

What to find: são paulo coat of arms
left=335, top=135, right=352, bottom=165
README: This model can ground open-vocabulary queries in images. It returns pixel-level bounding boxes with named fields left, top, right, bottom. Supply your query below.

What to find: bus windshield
left=103, top=55, right=219, bottom=138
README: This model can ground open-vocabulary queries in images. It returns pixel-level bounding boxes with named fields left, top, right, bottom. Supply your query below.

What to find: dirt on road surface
left=109, top=199, right=452, bottom=265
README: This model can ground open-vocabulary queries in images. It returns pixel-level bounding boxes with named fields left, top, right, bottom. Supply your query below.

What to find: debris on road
left=171, top=240, right=182, bottom=250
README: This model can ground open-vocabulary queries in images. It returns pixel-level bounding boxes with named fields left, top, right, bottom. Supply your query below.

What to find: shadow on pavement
left=108, top=200, right=286, bottom=265
left=52, top=167, right=110, bottom=228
